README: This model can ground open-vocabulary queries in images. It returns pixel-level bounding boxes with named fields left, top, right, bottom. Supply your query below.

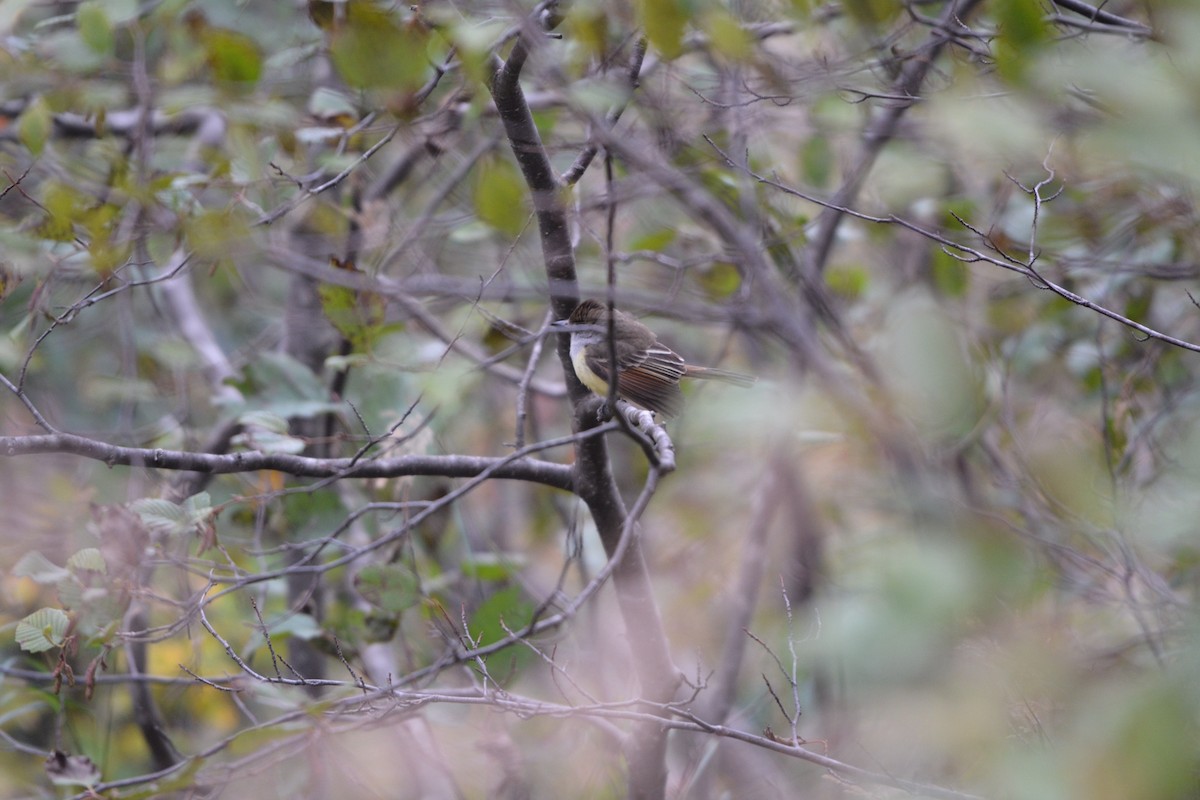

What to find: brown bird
left=555, top=299, right=755, bottom=418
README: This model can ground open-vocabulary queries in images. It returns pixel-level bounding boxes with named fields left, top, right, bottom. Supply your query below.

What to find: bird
left=554, top=299, right=755, bottom=418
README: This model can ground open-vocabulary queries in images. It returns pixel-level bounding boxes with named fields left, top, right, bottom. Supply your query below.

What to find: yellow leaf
left=638, top=0, right=687, bottom=60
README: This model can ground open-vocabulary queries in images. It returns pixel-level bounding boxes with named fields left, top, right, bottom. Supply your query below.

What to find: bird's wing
left=585, top=343, right=686, bottom=417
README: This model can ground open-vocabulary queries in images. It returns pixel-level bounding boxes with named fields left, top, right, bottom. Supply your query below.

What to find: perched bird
left=555, top=299, right=755, bottom=418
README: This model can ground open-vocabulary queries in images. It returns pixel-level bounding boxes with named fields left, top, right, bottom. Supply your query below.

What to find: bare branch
left=0, top=432, right=574, bottom=490
left=805, top=0, right=986, bottom=276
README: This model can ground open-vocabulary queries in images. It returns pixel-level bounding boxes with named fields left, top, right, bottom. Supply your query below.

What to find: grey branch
left=0, top=433, right=574, bottom=490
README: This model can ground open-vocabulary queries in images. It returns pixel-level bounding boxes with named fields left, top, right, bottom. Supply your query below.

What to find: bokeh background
left=1, top=0, right=1199, bottom=798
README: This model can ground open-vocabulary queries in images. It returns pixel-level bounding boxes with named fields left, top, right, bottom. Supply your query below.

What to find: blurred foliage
left=0, top=0, right=1196, bottom=798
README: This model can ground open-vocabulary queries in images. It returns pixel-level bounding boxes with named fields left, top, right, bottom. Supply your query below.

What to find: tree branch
left=805, top=0, right=985, bottom=276
left=488, top=15, right=681, bottom=799
left=1050, top=0, right=1153, bottom=35
left=0, top=433, right=574, bottom=490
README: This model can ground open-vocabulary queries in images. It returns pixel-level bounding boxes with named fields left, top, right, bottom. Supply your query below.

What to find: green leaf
left=702, top=10, right=751, bottom=61
left=788, top=0, right=812, bottom=17
left=16, top=608, right=70, bottom=653
left=318, top=282, right=387, bottom=350
left=80, top=201, right=128, bottom=274
left=55, top=576, right=86, bottom=612
left=1123, top=290, right=1152, bottom=323
left=931, top=248, right=968, bottom=297
left=317, top=284, right=358, bottom=335
left=361, top=611, right=399, bottom=643
left=329, top=7, right=429, bottom=92
left=460, top=552, right=526, bottom=582
left=66, top=548, right=106, bottom=575
left=639, top=0, right=687, bottom=60
left=841, top=0, right=902, bottom=29
left=203, top=28, right=263, bottom=84
left=355, top=563, right=421, bottom=614
left=307, top=87, right=358, bottom=123
left=995, top=0, right=1049, bottom=81
left=447, top=19, right=508, bottom=85
left=237, top=410, right=290, bottom=435
left=825, top=264, right=869, bottom=299
left=184, top=209, right=250, bottom=266
left=467, top=587, right=535, bottom=677
left=231, top=427, right=307, bottom=454
left=233, top=411, right=307, bottom=453
left=324, top=353, right=371, bottom=372
left=270, top=613, right=322, bottom=641
left=245, top=351, right=328, bottom=404
left=95, top=0, right=138, bottom=24
left=998, top=0, right=1048, bottom=49
left=281, top=489, right=348, bottom=541
left=12, top=551, right=70, bottom=584
left=800, top=135, right=833, bottom=188
left=629, top=228, right=677, bottom=252
left=130, top=492, right=212, bottom=537
left=468, top=586, right=533, bottom=647
left=77, top=2, right=114, bottom=55
left=448, top=221, right=492, bottom=243
left=130, top=498, right=189, bottom=535
left=240, top=613, right=324, bottom=659
left=474, top=156, right=528, bottom=237
left=183, top=492, right=213, bottom=522
left=18, top=97, right=52, bottom=157
left=234, top=351, right=345, bottom=420
left=567, top=79, right=628, bottom=115
left=696, top=261, right=741, bottom=299
left=564, top=2, right=609, bottom=59
left=55, top=574, right=125, bottom=638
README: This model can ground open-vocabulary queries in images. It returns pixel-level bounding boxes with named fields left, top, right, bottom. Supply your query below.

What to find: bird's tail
left=684, top=365, right=756, bottom=387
